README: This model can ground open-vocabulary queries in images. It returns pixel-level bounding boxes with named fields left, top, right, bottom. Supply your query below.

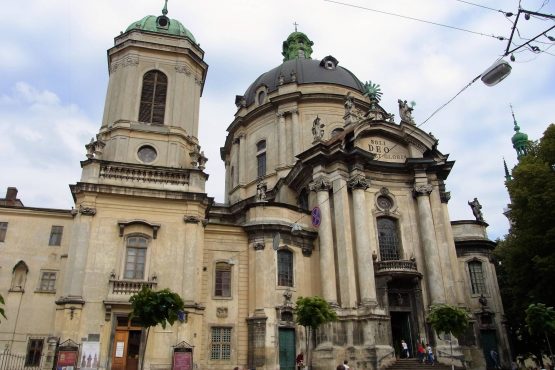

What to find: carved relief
left=175, top=64, right=191, bottom=75
left=216, top=307, right=228, bottom=318
left=253, top=242, right=265, bottom=251
left=99, top=163, right=190, bottom=185
left=79, top=205, right=97, bottom=216
left=109, top=55, right=139, bottom=73
left=183, top=216, right=201, bottom=224
left=309, top=176, right=331, bottom=192
left=348, top=174, right=369, bottom=190
left=413, top=184, right=433, bottom=196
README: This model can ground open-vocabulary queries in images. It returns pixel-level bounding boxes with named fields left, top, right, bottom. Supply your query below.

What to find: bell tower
left=81, top=0, right=208, bottom=191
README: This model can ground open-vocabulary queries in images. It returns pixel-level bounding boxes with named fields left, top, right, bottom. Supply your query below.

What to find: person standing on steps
left=401, top=339, right=410, bottom=358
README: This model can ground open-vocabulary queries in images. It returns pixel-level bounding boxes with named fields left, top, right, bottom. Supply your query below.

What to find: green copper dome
left=510, top=105, right=529, bottom=159
left=125, top=1, right=196, bottom=42
left=282, top=32, right=314, bottom=61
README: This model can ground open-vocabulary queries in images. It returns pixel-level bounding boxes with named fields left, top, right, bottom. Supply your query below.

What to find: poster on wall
left=80, top=341, right=100, bottom=370
left=172, top=349, right=193, bottom=370
left=57, top=350, right=78, bottom=370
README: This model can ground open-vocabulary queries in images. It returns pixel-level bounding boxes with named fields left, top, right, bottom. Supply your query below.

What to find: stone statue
left=312, top=116, right=325, bottom=141
left=468, top=197, right=484, bottom=222
left=398, top=99, right=415, bottom=124
left=344, top=92, right=354, bottom=116
left=256, top=180, right=267, bottom=202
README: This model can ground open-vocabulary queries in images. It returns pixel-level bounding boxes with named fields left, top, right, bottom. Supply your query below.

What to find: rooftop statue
left=468, top=197, right=485, bottom=222
left=398, top=99, right=415, bottom=124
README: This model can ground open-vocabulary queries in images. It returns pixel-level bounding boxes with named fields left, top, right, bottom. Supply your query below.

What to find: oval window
left=138, top=145, right=157, bottom=163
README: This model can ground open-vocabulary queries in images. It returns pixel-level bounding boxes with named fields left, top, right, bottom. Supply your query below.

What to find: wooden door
left=278, top=328, right=296, bottom=370
left=111, top=330, right=129, bottom=370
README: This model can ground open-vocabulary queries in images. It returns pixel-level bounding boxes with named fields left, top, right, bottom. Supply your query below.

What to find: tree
left=0, top=294, right=5, bottom=322
left=525, top=303, right=555, bottom=365
left=294, top=296, right=337, bottom=369
left=427, top=304, right=470, bottom=370
left=496, top=124, right=555, bottom=359
left=129, top=287, right=185, bottom=370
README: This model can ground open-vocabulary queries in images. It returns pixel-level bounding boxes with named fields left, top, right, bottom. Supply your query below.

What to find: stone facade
left=0, top=7, right=509, bottom=370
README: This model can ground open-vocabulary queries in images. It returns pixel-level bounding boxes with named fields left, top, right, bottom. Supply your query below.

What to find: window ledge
left=212, top=296, right=233, bottom=300
left=35, top=289, right=56, bottom=294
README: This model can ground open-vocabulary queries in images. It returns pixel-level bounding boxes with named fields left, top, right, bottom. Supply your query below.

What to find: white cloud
left=1, top=0, right=553, bottom=240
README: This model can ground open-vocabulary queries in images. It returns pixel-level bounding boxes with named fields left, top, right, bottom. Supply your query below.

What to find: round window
left=138, top=145, right=157, bottom=163
left=377, top=195, right=393, bottom=211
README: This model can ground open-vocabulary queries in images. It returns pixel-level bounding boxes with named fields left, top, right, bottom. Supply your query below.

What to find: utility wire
left=324, top=0, right=507, bottom=40
left=453, top=0, right=509, bottom=14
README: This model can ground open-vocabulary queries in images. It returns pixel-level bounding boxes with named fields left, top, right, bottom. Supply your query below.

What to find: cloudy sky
left=1, top=0, right=553, bottom=239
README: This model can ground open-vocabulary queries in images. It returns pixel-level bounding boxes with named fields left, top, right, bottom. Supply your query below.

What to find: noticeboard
left=172, top=348, right=193, bottom=370
left=56, top=350, right=78, bottom=370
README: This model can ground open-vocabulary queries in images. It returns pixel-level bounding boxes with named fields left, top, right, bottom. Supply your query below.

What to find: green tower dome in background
left=125, top=0, right=196, bottom=43
left=510, top=104, right=529, bottom=159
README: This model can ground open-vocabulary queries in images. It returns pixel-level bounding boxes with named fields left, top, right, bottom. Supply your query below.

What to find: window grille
left=49, top=225, right=64, bottom=246
left=139, top=70, right=168, bottom=124
left=377, top=218, right=400, bottom=260
left=211, top=327, right=232, bottom=360
left=277, top=250, right=293, bottom=287
left=468, top=261, right=487, bottom=294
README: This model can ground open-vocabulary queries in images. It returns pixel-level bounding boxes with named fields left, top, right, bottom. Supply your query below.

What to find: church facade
left=0, top=4, right=509, bottom=370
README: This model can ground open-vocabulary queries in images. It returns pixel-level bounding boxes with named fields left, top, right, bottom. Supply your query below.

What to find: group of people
left=415, top=341, right=435, bottom=365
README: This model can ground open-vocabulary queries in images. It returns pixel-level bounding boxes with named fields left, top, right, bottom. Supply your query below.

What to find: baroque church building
left=0, top=4, right=509, bottom=370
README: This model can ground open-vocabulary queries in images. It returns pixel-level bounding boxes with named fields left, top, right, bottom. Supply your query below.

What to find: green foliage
left=294, top=296, right=337, bottom=329
left=525, top=303, right=555, bottom=337
left=129, top=287, right=185, bottom=329
left=496, top=124, right=555, bottom=358
left=427, top=304, right=470, bottom=338
left=0, top=294, right=5, bottom=322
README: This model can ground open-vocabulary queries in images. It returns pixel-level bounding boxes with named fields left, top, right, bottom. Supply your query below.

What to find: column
left=348, top=174, right=378, bottom=305
left=239, top=134, right=246, bottom=185
left=414, top=183, right=446, bottom=304
left=332, top=177, right=357, bottom=308
left=277, top=113, right=286, bottom=167
left=253, top=241, right=266, bottom=311
left=224, top=160, right=230, bottom=204
left=291, top=109, right=300, bottom=160
left=309, top=176, right=337, bottom=305
left=439, top=186, right=466, bottom=305
left=62, top=207, right=96, bottom=300
left=232, top=138, right=239, bottom=187
left=183, top=216, right=201, bottom=304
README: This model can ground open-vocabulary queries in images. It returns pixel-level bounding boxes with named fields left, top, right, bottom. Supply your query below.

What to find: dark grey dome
left=242, top=56, right=365, bottom=107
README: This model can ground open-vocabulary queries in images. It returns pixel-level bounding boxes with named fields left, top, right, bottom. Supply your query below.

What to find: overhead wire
left=323, top=0, right=507, bottom=40
left=453, top=0, right=509, bottom=14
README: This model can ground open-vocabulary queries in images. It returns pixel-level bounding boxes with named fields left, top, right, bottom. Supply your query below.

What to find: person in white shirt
left=343, top=360, right=350, bottom=369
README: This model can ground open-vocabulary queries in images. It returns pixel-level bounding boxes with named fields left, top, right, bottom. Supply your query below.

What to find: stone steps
left=384, top=358, right=460, bottom=370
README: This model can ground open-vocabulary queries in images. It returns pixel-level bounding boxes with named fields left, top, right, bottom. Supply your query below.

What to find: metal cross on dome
left=293, top=22, right=299, bottom=32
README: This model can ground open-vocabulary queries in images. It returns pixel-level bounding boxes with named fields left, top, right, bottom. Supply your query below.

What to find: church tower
left=55, top=3, right=211, bottom=366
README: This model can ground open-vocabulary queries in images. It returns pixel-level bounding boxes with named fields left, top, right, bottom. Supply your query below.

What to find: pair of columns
left=309, top=174, right=377, bottom=307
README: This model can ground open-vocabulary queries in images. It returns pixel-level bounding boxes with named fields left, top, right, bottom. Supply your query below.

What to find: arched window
left=124, top=236, right=148, bottom=279
left=377, top=218, right=401, bottom=261
left=256, top=140, right=266, bottom=178
left=277, top=249, right=293, bottom=287
left=215, top=262, right=232, bottom=297
left=139, top=70, right=168, bottom=124
left=11, top=260, right=28, bottom=292
left=468, top=260, right=487, bottom=295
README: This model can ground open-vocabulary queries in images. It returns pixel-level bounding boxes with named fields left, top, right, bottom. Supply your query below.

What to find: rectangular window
left=469, top=261, right=487, bottom=295
left=277, top=250, right=293, bottom=287
left=211, top=327, right=232, bottom=360
left=25, top=338, right=44, bottom=366
left=0, top=222, right=7, bottom=242
left=48, top=225, right=64, bottom=246
left=39, top=271, right=57, bottom=292
left=257, top=153, right=266, bottom=178
left=215, top=263, right=231, bottom=297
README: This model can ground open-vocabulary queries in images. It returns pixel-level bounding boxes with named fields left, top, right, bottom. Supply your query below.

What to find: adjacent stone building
left=0, top=4, right=509, bottom=370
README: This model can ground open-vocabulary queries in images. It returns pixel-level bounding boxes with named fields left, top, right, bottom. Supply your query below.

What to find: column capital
left=309, top=176, right=331, bottom=192
left=348, top=174, right=369, bottom=190
left=253, top=242, right=265, bottom=251
left=290, top=109, right=298, bottom=115
left=413, top=183, right=433, bottom=197
left=276, top=112, right=286, bottom=118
